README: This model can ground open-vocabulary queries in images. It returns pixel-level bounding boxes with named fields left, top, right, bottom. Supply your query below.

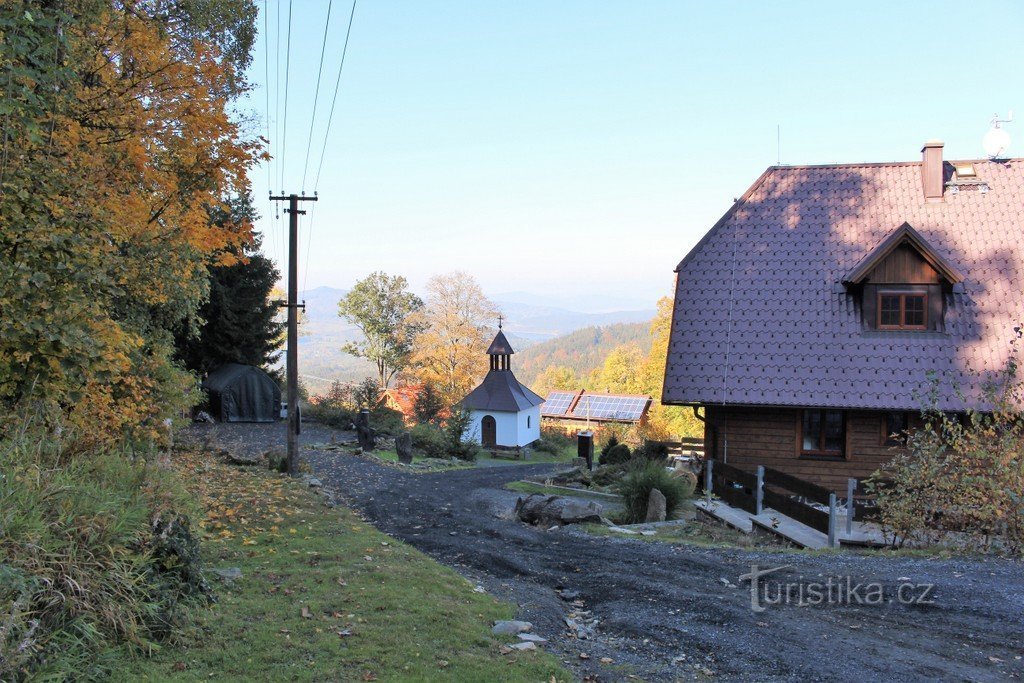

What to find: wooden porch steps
left=695, top=497, right=888, bottom=550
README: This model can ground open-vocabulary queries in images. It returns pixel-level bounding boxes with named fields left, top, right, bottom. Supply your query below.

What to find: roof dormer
left=843, top=223, right=964, bottom=332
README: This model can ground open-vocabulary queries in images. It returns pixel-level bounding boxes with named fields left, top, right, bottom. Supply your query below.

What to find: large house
left=663, top=141, right=1023, bottom=491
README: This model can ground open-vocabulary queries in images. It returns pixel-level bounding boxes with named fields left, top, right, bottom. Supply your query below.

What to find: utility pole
left=270, top=192, right=317, bottom=475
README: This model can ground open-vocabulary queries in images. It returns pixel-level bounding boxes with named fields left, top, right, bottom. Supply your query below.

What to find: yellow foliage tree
left=532, top=365, right=579, bottom=398
left=410, top=272, right=500, bottom=405
left=637, top=297, right=702, bottom=440
left=0, top=1, right=261, bottom=444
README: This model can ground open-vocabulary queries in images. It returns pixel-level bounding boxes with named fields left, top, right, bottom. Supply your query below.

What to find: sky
left=240, top=0, right=1023, bottom=313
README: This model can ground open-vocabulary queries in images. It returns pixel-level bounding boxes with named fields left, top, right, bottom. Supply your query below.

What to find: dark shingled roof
left=462, top=370, right=544, bottom=412
left=486, top=330, right=515, bottom=355
left=663, top=157, right=1024, bottom=412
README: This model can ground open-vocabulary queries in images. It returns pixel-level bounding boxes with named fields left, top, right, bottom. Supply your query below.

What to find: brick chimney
left=921, top=139, right=945, bottom=202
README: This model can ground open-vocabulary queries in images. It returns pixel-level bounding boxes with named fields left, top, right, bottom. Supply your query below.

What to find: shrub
left=600, top=435, right=619, bottom=458
left=600, top=442, right=631, bottom=466
left=369, top=406, right=406, bottom=437
left=443, top=409, right=477, bottom=462
left=410, top=423, right=448, bottom=459
left=412, top=384, right=445, bottom=425
left=592, top=462, right=630, bottom=487
left=0, top=423, right=207, bottom=680
left=633, top=440, right=670, bottom=462
left=615, top=461, right=693, bottom=523
left=532, top=438, right=561, bottom=455
left=868, top=341, right=1024, bottom=554
left=304, top=402, right=357, bottom=429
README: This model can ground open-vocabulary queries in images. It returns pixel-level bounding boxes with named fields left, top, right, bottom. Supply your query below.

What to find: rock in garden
left=515, top=494, right=603, bottom=527
left=227, top=451, right=262, bottom=466
left=396, top=431, right=414, bottom=465
left=511, top=641, right=537, bottom=651
left=518, top=633, right=548, bottom=643
left=210, top=567, right=242, bottom=582
left=645, top=487, right=667, bottom=522
left=492, top=620, right=533, bottom=635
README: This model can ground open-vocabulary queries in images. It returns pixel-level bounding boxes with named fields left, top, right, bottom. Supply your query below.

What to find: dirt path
left=192, top=423, right=1024, bottom=682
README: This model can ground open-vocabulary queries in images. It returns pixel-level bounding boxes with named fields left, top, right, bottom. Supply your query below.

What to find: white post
left=755, top=465, right=764, bottom=515
left=828, top=492, right=838, bottom=547
left=846, top=478, right=856, bottom=536
left=704, top=459, right=714, bottom=502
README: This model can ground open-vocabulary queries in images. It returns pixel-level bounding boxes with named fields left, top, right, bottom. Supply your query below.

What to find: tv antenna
left=983, top=111, right=1013, bottom=159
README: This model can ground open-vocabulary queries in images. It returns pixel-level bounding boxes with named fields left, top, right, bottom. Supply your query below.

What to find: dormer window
left=878, top=292, right=927, bottom=330
left=842, top=222, right=964, bottom=334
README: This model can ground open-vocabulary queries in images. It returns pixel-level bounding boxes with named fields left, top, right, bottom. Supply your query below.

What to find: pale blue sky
left=241, top=0, right=1022, bottom=312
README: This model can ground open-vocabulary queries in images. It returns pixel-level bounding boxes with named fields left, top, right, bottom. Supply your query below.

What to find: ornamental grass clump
left=615, top=461, right=694, bottom=524
left=0, top=422, right=207, bottom=680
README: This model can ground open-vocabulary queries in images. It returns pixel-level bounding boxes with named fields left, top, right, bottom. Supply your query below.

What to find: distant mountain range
left=287, top=286, right=655, bottom=394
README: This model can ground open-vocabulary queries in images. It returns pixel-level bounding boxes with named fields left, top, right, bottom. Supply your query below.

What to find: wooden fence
left=702, top=459, right=841, bottom=545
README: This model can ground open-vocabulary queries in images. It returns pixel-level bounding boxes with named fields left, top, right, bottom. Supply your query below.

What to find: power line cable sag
left=312, top=0, right=358, bottom=193
left=279, top=0, right=294, bottom=194
left=301, top=0, right=334, bottom=193
left=303, top=0, right=358, bottom=295
left=262, top=0, right=278, bottom=263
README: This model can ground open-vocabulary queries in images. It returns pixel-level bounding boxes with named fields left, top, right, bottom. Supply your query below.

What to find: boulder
left=396, top=431, right=414, bottom=465
left=492, top=620, right=533, bottom=635
left=645, top=487, right=667, bottom=523
left=227, top=450, right=262, bottom=466
left=210, top=567, right=242, bottom=582
left=515, top=494, right=603, bottom=527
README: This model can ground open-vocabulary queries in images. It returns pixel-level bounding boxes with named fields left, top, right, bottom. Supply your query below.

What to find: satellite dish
left=983, top=111, right=1013, bottom=158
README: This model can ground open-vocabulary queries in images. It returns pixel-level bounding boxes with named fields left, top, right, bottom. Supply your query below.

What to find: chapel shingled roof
left=663, top=157, right=1024, bottom=412
left=461, top=370, right=545, bottom=412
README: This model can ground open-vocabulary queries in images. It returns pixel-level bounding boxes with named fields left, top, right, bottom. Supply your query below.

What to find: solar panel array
left=540, top=391, right=576, bottom=416
left=569, top=395, right=649, bottom=421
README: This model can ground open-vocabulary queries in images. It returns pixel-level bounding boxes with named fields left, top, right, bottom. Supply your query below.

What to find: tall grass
left=615, top=461, right=694, bottom=523
left=0, top=421, right=205, bottom=680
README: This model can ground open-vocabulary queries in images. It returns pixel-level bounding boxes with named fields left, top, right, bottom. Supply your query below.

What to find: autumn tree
left=174, top=194, right=283, bottom=375
left=589, top=345, right=646, bottom=394
left=532, top=366, right=580, bottom=398
left=411, top=272, right=499, bottom=404
left=338, top=272, right=425, bottom=389
left=637, top=297, right=701, bottom=439
left=0, top=1, right=261, bottom=443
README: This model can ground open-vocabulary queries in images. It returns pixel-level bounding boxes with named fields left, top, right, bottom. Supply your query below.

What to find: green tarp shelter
left=202, top=363, right=281, bottom=423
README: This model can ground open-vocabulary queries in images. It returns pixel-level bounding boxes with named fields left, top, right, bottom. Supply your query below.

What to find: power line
left=301, top=0, right=334, bottom=192
left=312, top=0, right=358, bottom=192
left=279, top=0, right=293, bottom=193
left=274, top=0, right=281, bottom=191
left=262, top=0, right=278, bottom=263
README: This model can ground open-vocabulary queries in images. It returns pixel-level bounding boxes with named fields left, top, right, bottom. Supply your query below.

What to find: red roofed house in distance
left=662, top=140, right=1024, bottom=492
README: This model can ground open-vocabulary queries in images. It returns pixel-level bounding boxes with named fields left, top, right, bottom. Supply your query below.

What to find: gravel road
left=191, top=422, right=1024, bottom=682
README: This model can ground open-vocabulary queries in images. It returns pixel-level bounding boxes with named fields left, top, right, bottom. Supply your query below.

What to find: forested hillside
left=514, top=322, right=649, bottom=387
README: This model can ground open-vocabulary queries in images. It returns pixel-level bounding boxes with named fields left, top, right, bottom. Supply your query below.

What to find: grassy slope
left=113, top=449, right=569, bottom=682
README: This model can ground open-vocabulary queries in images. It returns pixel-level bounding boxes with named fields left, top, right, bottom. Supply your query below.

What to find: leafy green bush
left=633, top=440, right=670, bottom=462
left=600, top=435, right=619, bottom=458
left=592, top=462, right=630, bottom=487
left=443, top=409, right=477, bottom=462
left=600, top=442, right=631, bottom=466
left=304, top=402, right=356, bottom=429
left=615, top=461, right=693, bottom=523
left=0, top=424, right=207, bottom=680
left=410, top=423, right=448, bottom=458
left=370, top=406, right=407, bottom=437
left=532, top=438, right=561, bottom=455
